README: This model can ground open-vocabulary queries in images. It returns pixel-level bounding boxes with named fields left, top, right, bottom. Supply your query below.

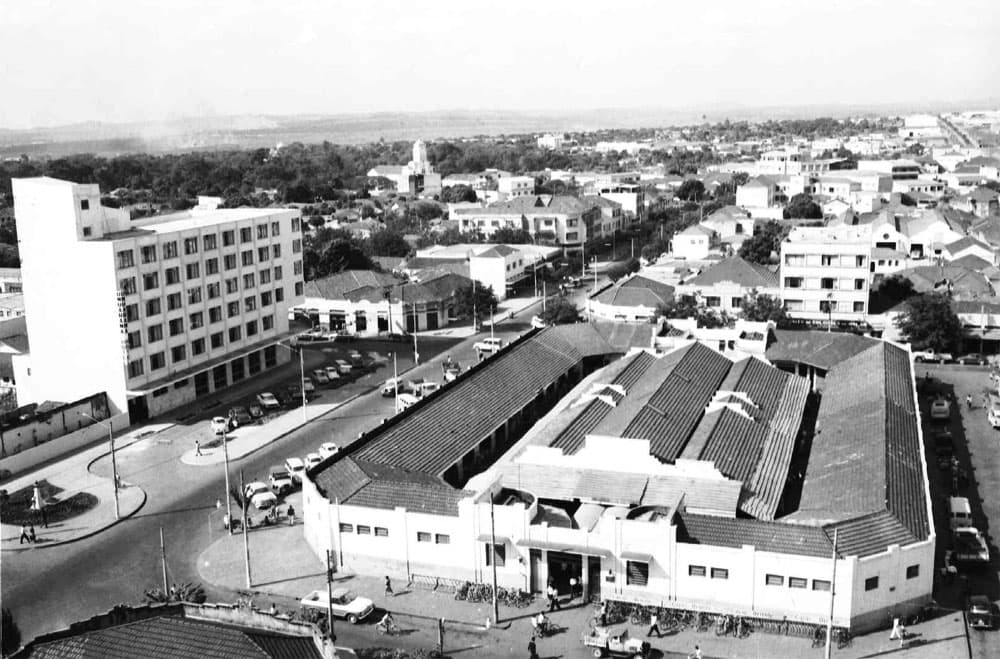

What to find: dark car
left=228, top=406, right=253, bottom=427
left=956, top=353, right=989, bottom=366
left=969, top=595, right=994, bottom=630
left=285, top=384, right=304, bottom=403
left=933, top=429, right=955, bottom=470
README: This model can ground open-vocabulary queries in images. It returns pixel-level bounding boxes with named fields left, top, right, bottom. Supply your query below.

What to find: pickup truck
left=474, top=337, right=504, bottom=354
left=582, top=627, right=651, bottom=658
left=300, top=588, right=375, bottom=625
left=953, top=527, right=990, bottom=564
left=913, top=349, right=953, bottom=363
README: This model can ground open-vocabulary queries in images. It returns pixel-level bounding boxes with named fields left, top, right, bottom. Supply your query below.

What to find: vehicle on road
left=302, top=378, right=316, bottom=395
left=312, top=369, right=330, bottom=384
left=949, top=496, right=973, bottom=530
left=473, top=337, right=504, bottom=354
left=284, top=457, right=306, bottom=484
left=956, top=353, right=989, bottom=365
left=381, top=378, right=401, bottom=397
left=318, top=442, right=339, bottom=459
left=285, top=384, right=303, bottom=404
left=300, top=588, right=374, bottom=624
left=256, top=392, right=281, bottom=410
left=444, top=365, right=461, bottom=382
left=953, top=527, right=990, bottom=563
left=211, top=416, right=233, bottom=434
left=333, top=359, right=352, bottom=375
left=305, top=452, right=322, bottom=470
left=324, top=366, right=342, bottom=383
left=408, top=380, right=441, bottom=398
left=531, top=315, right=548, bottom=329
left=228, top=406, right=253, bottom=427
left=347, top=349, right=365, bottom=367
left=248, top=404, right=264, bottom=419
left=367, top=351, right=388, bottom=367
left=930, top=398, right=951, bottom=420
left=397, top=393, right=419, bottom=410
left=968, top=595, right=994, bottom=630
left=269, top=465, right=293, bottom=495
left=582, top=627, right=651, bottom=658
left=244, top=482, right=276, bottom=509
left=932, top=428, right=955, bottom=470
left=913, top=349, right=953, bottom=363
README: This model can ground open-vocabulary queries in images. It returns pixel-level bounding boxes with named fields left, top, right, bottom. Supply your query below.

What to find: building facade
left=780, top=225, right=871, bottom=325
left=12, top=177, right=304, bottom=422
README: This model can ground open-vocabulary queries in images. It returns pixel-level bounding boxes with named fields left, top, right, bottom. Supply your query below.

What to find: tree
left=540, top=296, right=583, bottom=325
left=2, top=607, right=20, bottom=656
left=895, top=292, right=965, bottom=353
left=675, top=179, right=706, bottom=202
left=440, top=184, right=478, bottom=203
left=368, top=230, right=411, bottom=257
left=783, top=193, right=823, bottom=219
left=869, top=274, right=916, bottom=314
left=144, top=582, right=206, bottom=604
left=738, top=221, right=785, bottom=265
left=491, top=226, right=533, bottom=244
left=640, top=238, right=670, bottom=263
left=740, top=290, right=788, bottom=325
left=308, top=215, right=326, bottom=229
left=452, top=282, right=498, bottom=322
left=604, top=258, right=640, bottom=282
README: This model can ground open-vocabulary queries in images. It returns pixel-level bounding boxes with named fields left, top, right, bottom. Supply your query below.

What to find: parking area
left=919, top=363, right=1000, bottom=657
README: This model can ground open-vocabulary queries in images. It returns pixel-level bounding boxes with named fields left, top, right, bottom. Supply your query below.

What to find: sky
left=2, top=0, right=999, bottom=130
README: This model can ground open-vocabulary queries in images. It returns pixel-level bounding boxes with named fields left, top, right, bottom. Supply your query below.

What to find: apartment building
left=453, top=195, right=600, bottom=250
left=497, top=175, right=535, bottom=199
left=780, top=225, right=871, bottom=324
left=12, top=177, right=304, bottom=423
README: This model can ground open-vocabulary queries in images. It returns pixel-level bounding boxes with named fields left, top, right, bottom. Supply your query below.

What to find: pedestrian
left=648, top=610, right=661, bottom=638
left=889, top=616, right=902, bottom=640
left=18, top=524, right=29, bottom=545
left=689, top=644, right=702, bottom=659
left=569, top=576, right=578, bottom=601
left=598, top=600, right=608, bottom=627
left=527, top=635, right=538, bottom=659
left=269, top=603, right=277, bottom=615
left=384, top=575, right=393, bottom=597
left=898, top=623, right=906, bottom=647
left=966, top=394, right=974, bottom=409
left=286, top=504, right=295, bottom=525
left=195, top=440, right=202, bottom=456
left=28, top=525, right=36, bottom=544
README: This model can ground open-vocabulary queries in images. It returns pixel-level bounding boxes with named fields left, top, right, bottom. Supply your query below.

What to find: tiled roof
left=593, top=275, right=675, bottom=308
left=19, top=615, right=322, bottom=659
left=303, top=270, right=399, bottom=300
left=591, top=321, right=656, bottom=352
left=499, top=463, right=649, bottom=506
left=765, top=330, right=880, bottom=371
left=583, top=195, right=622, bottom=209
left=677, top=513, right=833, bottom=558
left=894, top=264, right=991, bottom=296
left=945, top=236, right=990, bottom=253
left=478, top=244, right=518, bottom=257
left=678, top=224, right=715, bottom=236
left=684, top=257, right=779, bottom=289
left=949, top=254, right=993, bottom=271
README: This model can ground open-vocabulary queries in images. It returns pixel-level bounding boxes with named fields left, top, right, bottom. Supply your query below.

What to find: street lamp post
left=277, top=341, right=308, bottom=424
left=392, top=351, right=400, bottom=413
left=222, top=424, right=233, bottom=535
left=79, top=412, right=119, bottom=521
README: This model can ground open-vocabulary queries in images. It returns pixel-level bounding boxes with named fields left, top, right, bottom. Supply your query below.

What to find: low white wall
left=0, top=411, right=129, bottom=477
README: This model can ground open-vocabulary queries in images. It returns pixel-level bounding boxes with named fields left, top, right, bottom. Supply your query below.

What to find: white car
left=333, top=359, right=352, bottom=375
left=284, top=457, right=306, bottom=484
left=930, top=398, right=951, bottom=420
left=531, top=315, right=548, bottom=329
left=318, top=442, right=339, bottom=459
left=381, top=378, right=401, bottom=397
left=300, top=588, right=375, bottom=624
left=256, top=392, right=280, bottom=410
left=312, top=369, right=330, bottom=384
left=302, top=378, right=316, bottom=394
left=408, top=380, right=440, bottom=398
left=210, top=416, right=232, bottom=434
left=305, top=452, right=322, bottom=470
left=324, top=366, right=342, bottom=382
left=473, top=337, right=504, bottom=354
left=244, top=482, right=276, bottom=510
left=269, top=466, right=293, bottom=494
left=397, top=393, right=419, bottom=410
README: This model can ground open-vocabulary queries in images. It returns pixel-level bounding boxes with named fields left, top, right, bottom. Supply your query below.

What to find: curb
left=1, top=486, right=148, bottom=553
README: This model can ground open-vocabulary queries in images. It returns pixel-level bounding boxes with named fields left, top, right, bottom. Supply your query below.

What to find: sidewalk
left=0, top=423, right=171, bottom=551
left=415, top=295, right=541, bottom=339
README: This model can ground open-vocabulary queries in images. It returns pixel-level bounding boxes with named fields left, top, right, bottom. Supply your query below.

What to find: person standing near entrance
left=568, top=576, right=577, bottom=602
left=647, top=611, right=661, bottom=638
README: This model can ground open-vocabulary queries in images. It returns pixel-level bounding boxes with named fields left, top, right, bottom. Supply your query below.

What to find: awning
left=515, top=538, right=613, bottom=558
left=476, top=533, right=510, bottom=544
left=620, top=551, right=653, bottom=563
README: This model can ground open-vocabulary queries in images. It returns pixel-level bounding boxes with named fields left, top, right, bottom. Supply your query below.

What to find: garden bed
left=0, top=479, right=98, bottom=525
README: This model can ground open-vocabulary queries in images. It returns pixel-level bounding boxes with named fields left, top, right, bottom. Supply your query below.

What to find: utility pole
left=298, top=346, right=307, bottom=424
left=79, top=413, right=119, bottom=520
left=542, top=280, right=546, bottom=313
left=592, top=256, right=598, bottom=292
left=471, top=278, right=477, bottom=333
left=825, top=528, right=839, bottom=659
left=489, top=499, right=500, bottom=625
left=239, top=470, right=252, bottom=588
left=159, top=526, right=168, bottom=593
left=326, top=550, right=337, bottom=642
left=221, top=424, right=234, bottom=535
left=490, top=305, right=495, bottom=343
left=393, top=352, right=400, bottom=413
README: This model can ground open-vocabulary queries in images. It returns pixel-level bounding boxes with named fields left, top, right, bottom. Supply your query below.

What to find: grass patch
left=0, top=479, right=99, bottom=526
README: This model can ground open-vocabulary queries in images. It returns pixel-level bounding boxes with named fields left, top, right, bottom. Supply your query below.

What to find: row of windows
left=136, top=314, right=276, bottom=345
left=127, top=316, right=276, bottom=376
left=116, top=221, right=294, bottom=270
left=764, top=573, right=830, bottom=590
left=417, top=531, right=452, bottom=545
left=784, top=277, right=866, bottom=291
left=687, top=565, right=729, bottom=580
left=123, top=288, right=285, bottom=325
left=125, top=257, right=294, bottom=293
left=784, top=254, right=867, bottom=268
left=783, top=299, right=866, bottom=313
left=339, top=523, right=390, bottom=537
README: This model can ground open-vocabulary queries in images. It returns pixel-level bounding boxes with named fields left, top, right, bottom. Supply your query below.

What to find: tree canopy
left=783, top=193, right=823, bottom=219
left=738, top=220, right=786, bottom=265
left=740, top=290, right=788, bottom=325
left=895, top=292, right=965, bottom=353
left=452, top=282, right=499, bottom=321
left=675, top=179, right=706, bottom=202
left=657, top=297, right=731, bottom=328
left=540, top=296, right=583, bottom=325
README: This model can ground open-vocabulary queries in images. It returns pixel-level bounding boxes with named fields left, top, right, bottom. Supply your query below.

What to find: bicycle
left=376, top=619, right=401, bottom=635
left=835, top=627, right=853, bottom=649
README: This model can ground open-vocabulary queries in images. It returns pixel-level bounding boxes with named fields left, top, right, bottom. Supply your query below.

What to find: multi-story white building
left=537, top=133, right=564, bottom=150
left=12, top=177, right=304, bottom=422
left=497, top=175, right=535, bottom=200
left=780, top=225, right=871, bottom=325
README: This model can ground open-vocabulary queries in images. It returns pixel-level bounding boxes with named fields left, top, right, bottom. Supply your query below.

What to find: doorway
left=546, top=551, right=582, bottom=597
left=127, top=395, right=149, bottom=423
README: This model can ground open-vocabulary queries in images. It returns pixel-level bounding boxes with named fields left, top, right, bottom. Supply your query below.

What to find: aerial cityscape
left=2, top=1, right=1000, bottom=658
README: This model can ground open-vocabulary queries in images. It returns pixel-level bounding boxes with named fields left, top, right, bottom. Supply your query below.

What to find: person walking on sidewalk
left=384, top=575, right=393, bottom=597
left=195, top=440, right=202, bottom=456
left=28, top=525, right=36, bottom=544
left=568, top=576, right=578, bottom=602
left=527, top=635, right=538, bottom=659
left=688, top=645, right=702, bottom=659
left=18, top=524, right=29, bottom=544
left=889, top=616, right=902, bottom=641
left=647, top=611, right=662, bottom=638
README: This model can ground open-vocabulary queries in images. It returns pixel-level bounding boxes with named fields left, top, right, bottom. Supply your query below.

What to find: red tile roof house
left=302, top=326, right=932, bottom=633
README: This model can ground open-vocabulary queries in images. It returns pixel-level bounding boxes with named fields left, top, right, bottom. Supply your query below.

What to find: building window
left=171, top=345, right=186, bottom=362
left=227, top=301, right=240, bottom=317
left=820, top=254, right=835, bottom=266
left=141, top=245, right=157, bottom=263
left=228, top=326, right=241, bottom=342
left=626, top=561, right=649, bottom=586
left=356, top=525, right=371, bottom=535
left=191, top=338, right=205, bottom=355
left=245, top=320, right=258, bottom=336
left=864, top=576, right=878, bottom=591
left=856, top=255, right=866, bottom=267
left=186, top=263, right=200, bottom=280
left=116, top=250, right=134, bottom=269
left=168, top=318, right=184, bottom=336
left=257, top=224, right=268, bottom=239
left=125, top=304, right=139, bottom=322
left=244, top=296, right=256, bottom=312
left=210, top=332, right=224, bottom=348
left=120, top=277, right=137, bottom=295
left=271, top=221, right=280, bottom=236
left=203, top=234, right=217, bottom=251
left=292, top=217, right=301, bottom=232
left=167, top=293, right=182, bottom=311
left=854, top=278, right=865, bottom=290
left=260, top=291, right=273, bottom=307
left=209, top=307, right=222, bottom=323
left=731, top=297, right=742, bottom=308
left=812, top=579, right=831, bottom=591
left=147, top=324, right=163, bottom=342
left=205, top=258, right=219, bottom=275
left=374, top=527, right=389, bottom=537
left=789, top=577, right=807, bottom=589
left=164, top=267, right=180, bottom=286
left=207, top=282, right=221, bottom=299
left=80, top=199, right=90, bottom=210
left=224, top=254, right=237, bottom=270
left=906, top=564, right=919, bottom=579
left=765, top=574, right=784, bottom=586
left=711, top=568, right=729, bottom=580
left=127, top=359, right=144, bottom=378
left=163, top=241, right=178, bottom=259
left=243, top=273, right=255, bottom=289
left=705, top=296, right=721, bottom=307
left=784, top=277, right=803, bottom=288
left=435, top=534, right=450, bottom=544
left=688, top=565, right=706, bottom=577
left=262, top=315, right=274, bottom=331
left=142, top=272, right=159, bottom=291
left=339, top=523, right=353, bottom=533
left=784, top=254, right=805, bottom=266
left=275, top=287, right=285, bottom=302
left=853, top=301, right=865, bottom=312
left=127, top=330, right=141, bottom=350
left=240, top=227, right=253, bottom=243
left=149, top=352, right=165, bottom=370
left=225, top=278, right=239, bottom=294
left=566, top=232, right=578, bottom=241
left=188, top=287, right=202, bottom=305
left=294, top=282, right=303, bottom=296
left=145, top=298, right=161, bottom=316
left=82, top=226, right=92, bottom=236
left=292, top=238, right=302, bottom=254
left=259, top=269, right=271, bottom=285
left=222, top=230, right=235, bottom=247
left=257, top=246, right=270, bottom=262
left=274, top=265, right=283, bottom=280
left=184, top=238, right=199, bottom=255
left=417, top=532, right=431, bottom=542
left=241, top=250, right=254, bottom=267
left=485, top=543, right=505, bottom=567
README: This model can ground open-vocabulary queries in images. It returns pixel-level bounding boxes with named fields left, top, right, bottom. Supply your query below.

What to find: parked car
left=285, top=384, right=303, bottom=403
left=913, top=349, right=953, bottom=363
left=255, top=392, right=280, bottom=411
left=396, top=393, right=419, bottom=410
left=930, top=398, right=951, bottom=421
left=305, top=452, right=322, bottom=470
left=381, top=378, right=401, bottom=397
left=968, top=595, right=995, bottom=630
left=228, top=406, right=253, bottom=427
left=269, top=465, right=293, bottom=495
left=473, top=337, right=504, bottom=354
left=956, top=353, right=989, bottom=365
left=333, top=359, right=352, bottom=375
left=284, top=457, right=306, bottom=484
left=211, top=416, right=234, bottom=434
left=244, top=481, right=273, bottom=509
left=408, top=380, right=441, bottom=398
left=347, top=349, right=365, bottom=367
left=318, top=442, right=339, bottom=459
left=300, top=588, right=375, bottom=624
left=324, top=366, right=343, bottom=382
left=302, top=378, right=316, bottom=395
left=248, top=404, right=264, bottom=419
left=444, top=366, right=461, bottom=383
left=312, top=369, right=330, bottom=384
left=531, top=315, right=548, bottom=329
left=250, top=490, right=277, bottom=511
left=933, top=428, right=955, bottom=470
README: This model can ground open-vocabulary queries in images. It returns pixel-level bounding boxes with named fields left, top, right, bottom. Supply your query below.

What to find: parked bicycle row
left=453, top=581, right=533, bottom=608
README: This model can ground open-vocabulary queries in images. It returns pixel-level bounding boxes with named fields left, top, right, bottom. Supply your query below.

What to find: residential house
left=942, top=236, right=995, bottom=265
left=676, top=257, right=780, bottom=316
left=736, top=176, right=777, bottom=209
left=652, top=318, right=772, bottom=359
left=587, top=274, right=674, bottom=322
left=453, top=195, right=601, bottom=250
left=700, top=206, right=754, bottom=249
left=779, top=225, right=871, bottom=325
left=673, top=225, right=717, bottom=260
left=584, top=195, right=624, bottom=241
